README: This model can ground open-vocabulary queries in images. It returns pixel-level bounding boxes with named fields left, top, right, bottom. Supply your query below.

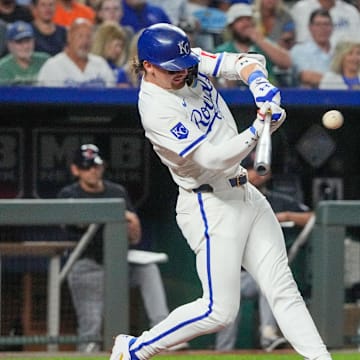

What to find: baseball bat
left=254, top=110, right=272, bottom=175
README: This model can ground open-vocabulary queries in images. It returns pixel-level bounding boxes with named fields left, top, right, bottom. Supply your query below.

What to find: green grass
left=157, top=354, right=360, bottom=360
left=2, top=352, right=359, bottom=360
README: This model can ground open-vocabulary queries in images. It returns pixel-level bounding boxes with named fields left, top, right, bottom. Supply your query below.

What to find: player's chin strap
left=186, top=65, right=199, bottom=86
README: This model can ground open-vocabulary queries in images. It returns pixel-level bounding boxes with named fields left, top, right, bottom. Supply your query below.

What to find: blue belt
left=192, top=175, right=247, bottom=193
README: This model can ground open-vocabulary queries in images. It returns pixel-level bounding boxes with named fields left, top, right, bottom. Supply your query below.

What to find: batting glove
left=248, top=71, right=282, bottom=120
left=252, top=101, right=286, bottom=136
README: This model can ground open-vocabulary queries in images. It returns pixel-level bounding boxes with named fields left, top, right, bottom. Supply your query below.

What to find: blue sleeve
left=116, top=67, right=128, bottom=84
left=151, top=5, right=171, bottom=24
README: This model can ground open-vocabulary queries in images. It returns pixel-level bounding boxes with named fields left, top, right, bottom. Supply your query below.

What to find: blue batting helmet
left=137, top=23, right=199, bottom=71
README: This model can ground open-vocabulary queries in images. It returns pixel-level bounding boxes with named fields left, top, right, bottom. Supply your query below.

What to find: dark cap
left=72, top=144, right=104, bottom=169
left=6, top=21, right=34, bottom=41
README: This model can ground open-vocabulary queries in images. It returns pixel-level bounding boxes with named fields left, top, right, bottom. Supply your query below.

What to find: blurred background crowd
left=0, top=0, right=360, bottom=88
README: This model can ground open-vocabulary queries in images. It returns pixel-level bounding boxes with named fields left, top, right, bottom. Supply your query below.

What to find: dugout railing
left=0, top=200, right=358, bottom=350
left=0, top=198, right=127, bottom=351
left=310, top=200, right=360, bottom=349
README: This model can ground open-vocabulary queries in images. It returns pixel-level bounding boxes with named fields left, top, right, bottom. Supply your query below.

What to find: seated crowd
left=0, top=0, right=359, bottom=88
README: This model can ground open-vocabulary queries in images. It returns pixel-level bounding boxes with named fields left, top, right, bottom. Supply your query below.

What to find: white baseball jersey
left=139, top=49, right=255, bottom=190
left=291, top=0, right=360, bottom=46
left=37, top=52, right=115, bottom=87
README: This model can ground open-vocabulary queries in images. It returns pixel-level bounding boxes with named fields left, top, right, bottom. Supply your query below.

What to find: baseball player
left=110, top=23, right=333, bottom=360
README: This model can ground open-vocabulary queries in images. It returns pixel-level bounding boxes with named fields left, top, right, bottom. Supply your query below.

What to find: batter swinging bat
left=254, top=110, right=272, bottom=175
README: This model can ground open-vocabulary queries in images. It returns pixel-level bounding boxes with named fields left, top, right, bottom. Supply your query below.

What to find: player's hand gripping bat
left=254, top=109, right=272, bottom=176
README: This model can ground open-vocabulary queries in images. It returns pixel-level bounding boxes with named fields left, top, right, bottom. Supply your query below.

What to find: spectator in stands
left=91, top=21, right=131, bottom=85
left=215, top=3, right=291, bottom=86
left=291, top=9, right=333, bottom=88
left=319, top=40, right=360, bottom=89
left=253, top=0, right=295, bottom=48
left=215, top=0, right=232, bottom=12
left=120, top=0, right=171, bottom=34
left=95, top=0, right=122, bottom=24
left=0, top=18, right=7, bottom=56
left=37, top=17, right=115, bottom=87
left=178, top=15, right=201, bottom=48
left=94, top=0, right=133, bottom=40
left=31, top=0, right=66, bottom=56
left=53, top=0, right=95, bottom=27
left=252, top=0, right=295, bottom=85
left=277, top=22, right=295, bottom=51
left=84, top=0, right=101, bottom=12
left=215, top=151, right=313, bottom=352
left=187, top=0, right=227, bottom=51
left=57, top=144, right=172, bottom=352
left=147, top=0, right=189, bottom=26
left=291, top=0, right=360, bottom=47
left=0, top=0, right=33, bottom=23
left=0, top=20, right=49, bottom=84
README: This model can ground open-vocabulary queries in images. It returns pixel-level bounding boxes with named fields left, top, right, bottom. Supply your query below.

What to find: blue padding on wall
left=0, top=87, right=359, bottom=106
left=0, top=87, right=140, bottom=105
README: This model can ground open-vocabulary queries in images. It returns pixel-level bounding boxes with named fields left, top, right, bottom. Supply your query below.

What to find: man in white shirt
left=291, top=0, right=360, bottom=47
left=290, top=9, right=333, bottom=88
left=37, top=17, right=115, bottom=87
left=146, top=0, right=189, bottom=26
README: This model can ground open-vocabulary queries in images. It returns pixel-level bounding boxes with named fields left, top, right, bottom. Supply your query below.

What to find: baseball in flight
left=322, top=110, right=344, bottom=129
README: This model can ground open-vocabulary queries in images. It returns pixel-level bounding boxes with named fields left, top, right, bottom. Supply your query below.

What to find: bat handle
left=254, top=110, right=272, bottom=176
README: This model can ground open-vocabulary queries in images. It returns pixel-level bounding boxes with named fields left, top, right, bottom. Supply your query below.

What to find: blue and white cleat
left=109, top=334, right=137, bottom=360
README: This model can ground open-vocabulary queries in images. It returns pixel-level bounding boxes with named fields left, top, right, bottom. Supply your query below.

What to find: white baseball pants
left=130, top=183, right=331, bottom=360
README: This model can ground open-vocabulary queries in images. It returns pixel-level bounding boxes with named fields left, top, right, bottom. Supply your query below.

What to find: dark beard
left=232, top=32, right=252, bottom=46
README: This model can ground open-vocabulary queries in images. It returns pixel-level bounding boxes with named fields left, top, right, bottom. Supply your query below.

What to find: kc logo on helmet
left=177, top=40, right=190, bottom=55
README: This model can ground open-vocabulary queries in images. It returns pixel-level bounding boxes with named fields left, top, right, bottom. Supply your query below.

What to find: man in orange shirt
left=53, top=0, right=95, bottom=27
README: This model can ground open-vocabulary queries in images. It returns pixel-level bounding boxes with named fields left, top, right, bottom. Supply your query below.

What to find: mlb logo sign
left=0, top=129, right=24, bottom=198
left=33, top=128, right=150, bottom=206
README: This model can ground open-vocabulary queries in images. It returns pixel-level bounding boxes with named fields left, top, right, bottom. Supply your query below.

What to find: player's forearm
left=190, top=102, right=287, bottom=170
left=126, top=210, right=142, bottom=245
left=276, top=211, right=314, bottom=227
left=254, top=38, right=292, bottom=69
left=238, top=61, right=267, bottom=84
left=299, top=70, right=323, bottom=87
left=191, top=127, right=259, bottom=171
